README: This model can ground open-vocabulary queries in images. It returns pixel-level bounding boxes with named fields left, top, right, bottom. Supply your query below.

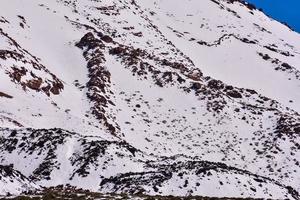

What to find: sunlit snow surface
left=0, top=0, right=299, bottom=199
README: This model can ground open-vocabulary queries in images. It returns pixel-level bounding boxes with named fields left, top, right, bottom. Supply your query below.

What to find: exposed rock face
left=0, top=92, right=13, bottom=99
left=100, top=160, right=300, bottom=199
left=0, top=164, right=39, bottom=195
left=76, top=32, right=119, bottom=135
left=0, top=28, right=64, bottom=96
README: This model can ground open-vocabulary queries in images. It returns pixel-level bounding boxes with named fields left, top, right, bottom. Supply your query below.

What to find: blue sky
left=246, top=0, right=300, bottom=32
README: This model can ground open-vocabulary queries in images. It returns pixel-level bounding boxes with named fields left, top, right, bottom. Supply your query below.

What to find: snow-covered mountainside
left=0, top=164, right=39, bottom=195
left=0, top=0, right=299, bottom=199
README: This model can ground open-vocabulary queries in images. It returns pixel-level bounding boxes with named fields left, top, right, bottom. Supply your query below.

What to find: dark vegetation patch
left=1, top=184, right=264, bottom=200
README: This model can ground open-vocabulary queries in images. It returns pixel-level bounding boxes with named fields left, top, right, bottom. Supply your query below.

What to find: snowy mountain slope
left=0, top=127, right=299, bottom=199
left=100, top=158, right=299, bottom=199
left=137, top=0, right=300, bottom=113
left=0, top=164, right=38, bottom=195
left=0, top=128, right=146, bottom=190
left=0, top=0, right=299, bottom=198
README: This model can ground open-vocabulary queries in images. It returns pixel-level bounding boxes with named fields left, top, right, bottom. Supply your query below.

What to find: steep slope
left=0, top=127, right=298, bottom=199
left=0, top=0, right=299, bottom=199
left=0, top=164, right=38, bottom=195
